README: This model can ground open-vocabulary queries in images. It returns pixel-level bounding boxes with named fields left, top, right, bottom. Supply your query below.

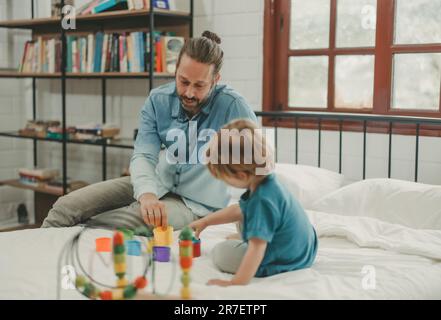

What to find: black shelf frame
left=0, top=0, right=194, bottom=195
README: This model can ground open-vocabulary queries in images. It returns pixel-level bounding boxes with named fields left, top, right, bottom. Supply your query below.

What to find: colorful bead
left=113, top=245, right=125, bottom=255
left=75, top=275, right=87, bottom=289
left=123, top=284, right=137, bottom=299
left=179, top=244, right=192, bottom=257
left=83, top=283, right=98, bottom=299
left=181, top=286, right=191, bottom=299
left=114, top=263, right=126, bottom=273
left=116, top=278, right=128, bottom=288
left=113, top=254, right=125, bottom=264
left=100, top=291, right=113, bottom=300
left=113, top=232, right=124, bottom=246
left=181, top=273, right=191, bottom=286
left=180, top=256, right=192, bottom=269
left=112, top=289, right=124, bottom=300
left=179, top=226, right=193, bottom=241
left=134, top=277, right=148, bottom=289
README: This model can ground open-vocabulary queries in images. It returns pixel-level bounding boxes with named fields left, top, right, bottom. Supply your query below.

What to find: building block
left=95, top=237, right=112, bottom=252
left=126, top=240, right=141, bottom=256
left=153, top=246, right=170, bottom=262
left=153, top=226, right=173, bottom=246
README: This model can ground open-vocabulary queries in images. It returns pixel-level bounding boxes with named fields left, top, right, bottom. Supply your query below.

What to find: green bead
left=113, top=254, right=125, bottom=264
left=123, top=285, right=137, bottom=299
left=181, top=274, right=191, bottom=286
left=179, top=226, right=193, bottom=241
left=116, top=272, right=125, bottom=279
left=83, top=283, right=97, bottom=298
left=179, top=245, right=192, bottom=257
left=113, top=245, right=125, bottom=254
left=75, top=276, right=86, bottom=288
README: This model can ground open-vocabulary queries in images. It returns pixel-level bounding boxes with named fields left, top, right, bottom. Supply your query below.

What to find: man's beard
left=179, top=84, right=215, bottom=114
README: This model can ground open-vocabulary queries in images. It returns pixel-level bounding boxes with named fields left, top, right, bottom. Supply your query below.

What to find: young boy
left=189, top=119, right=318, bottom=287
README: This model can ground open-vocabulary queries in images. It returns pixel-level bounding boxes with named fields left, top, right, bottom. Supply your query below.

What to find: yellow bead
left=112, top=289, right=124, bottom=300
left=181, top=287, right=191, bottom=299
left=114, top=263, right=126, bottom=273
left=116, top=278, right=128, bottom=288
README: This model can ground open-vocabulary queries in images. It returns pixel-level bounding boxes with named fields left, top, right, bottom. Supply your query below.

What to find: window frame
left=263, top=0, right=441, bottom=119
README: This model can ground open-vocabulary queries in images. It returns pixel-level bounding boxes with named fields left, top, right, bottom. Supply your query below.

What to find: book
left=92, top=0, right=128, bottom=14
left=161, top=36, right=184, bottom=74
left=153, top=0, right=169, bottom=10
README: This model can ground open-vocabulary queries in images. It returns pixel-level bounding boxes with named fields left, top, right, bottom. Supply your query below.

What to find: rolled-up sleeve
left=129, top=97, right=161, bottom=201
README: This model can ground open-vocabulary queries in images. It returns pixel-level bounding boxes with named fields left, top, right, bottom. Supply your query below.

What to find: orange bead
left=179, top=240, right=192, bottom=247
left=180, top=256, right=192, bottom=269
left=100, top=291, right=113, bottom=300
left=134, top=276, right=148, bottom=289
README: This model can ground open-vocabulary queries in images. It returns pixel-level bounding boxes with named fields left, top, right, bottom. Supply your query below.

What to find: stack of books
left=72, top=123, right=121, bottom=142
left=19, top=120, right=61, bottom=138
left=18, top=168, right=60, bottom=188
left=19, top=32, right=184, bottom=74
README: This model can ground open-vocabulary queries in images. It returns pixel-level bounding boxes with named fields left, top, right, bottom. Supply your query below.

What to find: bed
left=1, top=112, right=441, bottom=300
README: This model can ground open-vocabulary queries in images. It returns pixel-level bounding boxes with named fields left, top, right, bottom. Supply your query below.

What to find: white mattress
left=1, top=210, right=440, bottom=300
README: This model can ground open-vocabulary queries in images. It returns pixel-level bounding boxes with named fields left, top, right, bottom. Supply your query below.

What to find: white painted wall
left=1, top=0, right=441, bottom=223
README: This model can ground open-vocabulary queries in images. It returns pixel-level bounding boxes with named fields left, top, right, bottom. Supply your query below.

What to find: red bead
left=134, top=277, right=148, bottom=289
left=113, top=232, right=124, bottom=245
left=100, top=291, right=113, bottom=300
left=180, top=256, right=192, bottom=269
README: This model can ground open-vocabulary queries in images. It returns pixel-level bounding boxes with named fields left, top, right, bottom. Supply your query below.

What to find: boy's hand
left=188, top=219, right=207, bottom=238
left=207, top=279, right=232, bottom=287
left=139, top=193, right=167, bottom=228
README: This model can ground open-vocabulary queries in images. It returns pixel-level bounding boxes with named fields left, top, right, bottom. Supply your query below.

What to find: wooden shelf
left=0, top=9, right=191, bottom=29
left=0, top=131, right=134, bottom=149
left=0, top=179, right=64, bottom=196
left=0, top=71, right=175, bottom=79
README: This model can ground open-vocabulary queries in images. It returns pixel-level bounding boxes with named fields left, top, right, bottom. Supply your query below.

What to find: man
left=41, top=31, right=257, bottom=230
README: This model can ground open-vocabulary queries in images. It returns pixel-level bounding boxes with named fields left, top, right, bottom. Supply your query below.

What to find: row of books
left=18, top=168, right=88, bottom=194
left=77, top=0, right=172, bottom=15
left=19, top=32, right=184, bottom=74
left=19, top=120, right=121, bottom=142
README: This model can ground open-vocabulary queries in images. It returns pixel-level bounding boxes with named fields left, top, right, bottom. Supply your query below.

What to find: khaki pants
left=41, top=176, right=199, bottom=231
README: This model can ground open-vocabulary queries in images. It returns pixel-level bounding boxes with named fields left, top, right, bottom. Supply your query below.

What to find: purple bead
left=153, top=246, right=170, bottom=262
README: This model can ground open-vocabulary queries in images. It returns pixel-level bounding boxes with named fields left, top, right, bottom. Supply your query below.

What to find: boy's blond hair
left=206, top=119, right=274, bottom=178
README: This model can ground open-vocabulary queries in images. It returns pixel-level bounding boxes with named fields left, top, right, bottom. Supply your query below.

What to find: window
left=263, top=0, right=441, bottom=119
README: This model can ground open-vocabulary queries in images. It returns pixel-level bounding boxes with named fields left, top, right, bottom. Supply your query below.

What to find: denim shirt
left=129, top=81, right=257, bottom=216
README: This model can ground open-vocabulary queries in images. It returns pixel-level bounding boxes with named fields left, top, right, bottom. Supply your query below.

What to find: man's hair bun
left=202, top=30, right=222, bottom=45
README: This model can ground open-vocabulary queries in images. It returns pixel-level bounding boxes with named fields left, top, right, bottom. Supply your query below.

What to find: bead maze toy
left=57, top=224, right=198, bottom=300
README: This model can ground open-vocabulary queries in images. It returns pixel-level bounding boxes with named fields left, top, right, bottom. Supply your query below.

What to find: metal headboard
left=255, top=111, right=441, bottom=183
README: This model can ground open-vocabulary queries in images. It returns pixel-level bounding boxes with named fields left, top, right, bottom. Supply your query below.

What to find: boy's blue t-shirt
left=238, top=173, right=318, bottom=277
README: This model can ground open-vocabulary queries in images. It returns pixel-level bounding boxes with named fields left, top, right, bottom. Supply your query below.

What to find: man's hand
left=139, top=193, right=167, bottom=228
left=188, top=219, right=208, bottom=239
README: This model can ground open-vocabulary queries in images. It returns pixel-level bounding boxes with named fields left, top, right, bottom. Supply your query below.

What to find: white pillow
left=310, top=178, right=441, bottom=230
left=227, top=163, right=345, bottom=209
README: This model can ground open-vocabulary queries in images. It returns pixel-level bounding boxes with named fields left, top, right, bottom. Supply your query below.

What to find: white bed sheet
left=1, top=209, right=440, bottom=300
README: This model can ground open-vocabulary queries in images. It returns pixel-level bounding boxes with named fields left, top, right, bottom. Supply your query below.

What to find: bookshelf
left=0, top=0, right=194, bottom=231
